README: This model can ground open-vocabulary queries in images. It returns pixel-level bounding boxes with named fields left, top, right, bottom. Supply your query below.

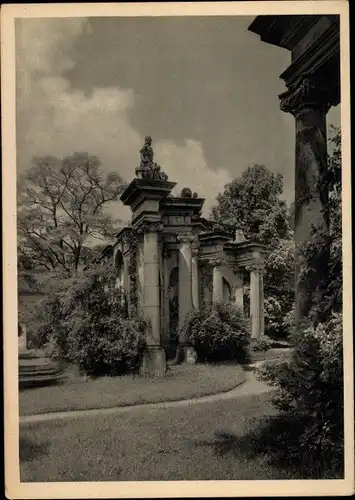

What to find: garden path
left=20, top=365, right=271, bottom=426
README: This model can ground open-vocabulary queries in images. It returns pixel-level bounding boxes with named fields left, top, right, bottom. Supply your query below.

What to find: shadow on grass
left=194, top=415, right=344, bottom=479
left=19, top=437, right=50, bottom=463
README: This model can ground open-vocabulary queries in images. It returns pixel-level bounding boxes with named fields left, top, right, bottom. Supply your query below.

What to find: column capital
left=248, top=262, right=265, bottom=273
left=208, top=255, right=227, bottom=267
left=177, top=233, right=196, bottom=245
left=279, top=76, right=333, bottom=116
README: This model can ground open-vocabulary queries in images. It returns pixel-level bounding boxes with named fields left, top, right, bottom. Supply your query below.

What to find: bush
left=250, top=334, right=273, bottom=353
left=34, top=265, right=148, bottom=376
left=179, top=301, right=250, bottom=363
left=257, top=313, right=343, bottom=475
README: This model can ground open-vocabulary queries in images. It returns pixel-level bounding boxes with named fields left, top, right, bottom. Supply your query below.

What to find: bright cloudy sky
left=16, top=16, right=340, bottom=220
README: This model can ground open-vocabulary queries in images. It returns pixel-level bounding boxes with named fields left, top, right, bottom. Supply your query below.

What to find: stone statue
left=140, top=136, right=154, bottom=168
left=136, top=135, right=169, bottom=181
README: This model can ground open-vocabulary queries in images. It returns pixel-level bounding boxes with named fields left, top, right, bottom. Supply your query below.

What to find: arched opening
left=167, top=266, right=179, bottom=359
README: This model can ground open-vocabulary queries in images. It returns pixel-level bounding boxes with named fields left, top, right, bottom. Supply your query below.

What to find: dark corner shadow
left=193, top=416, right=344, bottom=480
left=19, top=437, right=50, bottom=463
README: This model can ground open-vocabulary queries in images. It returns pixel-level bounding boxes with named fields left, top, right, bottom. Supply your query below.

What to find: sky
left=16, top=16, right=340, bottom=220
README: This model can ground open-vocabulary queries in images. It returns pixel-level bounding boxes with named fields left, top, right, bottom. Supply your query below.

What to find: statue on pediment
left=140, top=136, right=154, bottom=168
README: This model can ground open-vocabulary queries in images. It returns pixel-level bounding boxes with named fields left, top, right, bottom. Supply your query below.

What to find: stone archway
left=167, top=266, right=179, bottom=359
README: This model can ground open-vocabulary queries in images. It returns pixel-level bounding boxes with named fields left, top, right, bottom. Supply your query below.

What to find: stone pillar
left=177, top=234, right=196, bottom=364
left=162, top=248, right=171, bottom=352
left=250, top=264, right=264, bottom=338
left=280, top=76, right=331, bottom=330
left=212, top=263, right=224, bottom=303
left=191, top=246, right=200, bottom=311
left=177, top=234, right=194, bottom=326
left=234, top=272, right=244, bottom=313
left=140, top=223, right=166, bottom=376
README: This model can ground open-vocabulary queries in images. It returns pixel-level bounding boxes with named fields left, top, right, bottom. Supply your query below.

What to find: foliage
left=257, top=313, right=343, bottom=475
left=34, top=263, right=147, bottom=376
left=212, top=164, right=290, bottom=246
left=249, top=334, right=273, bottom=353
left=18, top=153, right=127, bottom=275
left=212, top=164, right=294, bottom=338
left=179, top=301, right=250, bottom=363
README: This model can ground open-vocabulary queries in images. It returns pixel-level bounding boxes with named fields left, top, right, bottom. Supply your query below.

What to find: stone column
left=234, top=271, right=244, bottom=313
left=280, top=76, right=332, bottom=330
left=211, top=259, right=224, bottom=303
left=177, top=234, right=194, bottom=327
left=162, top=248, right=171, bottom=352
left=177, top=234, right=196, bottom=364
left=250, top=264, right=264, bottom=338
left=191, top=246, right=200, bottom=311
left=140, top=222, right=166, bottom=376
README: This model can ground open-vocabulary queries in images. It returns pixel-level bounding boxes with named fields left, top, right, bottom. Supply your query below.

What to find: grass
left=20, top=363, right=245, bottom=416
left=21, top=392, right=298, bottom=482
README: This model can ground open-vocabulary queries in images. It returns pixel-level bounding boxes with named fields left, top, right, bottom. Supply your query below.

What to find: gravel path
left=20, top=367, right=272, bottom=425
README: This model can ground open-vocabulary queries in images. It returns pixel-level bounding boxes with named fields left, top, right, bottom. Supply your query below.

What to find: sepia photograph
left=2, top=1, right=353, bottom=498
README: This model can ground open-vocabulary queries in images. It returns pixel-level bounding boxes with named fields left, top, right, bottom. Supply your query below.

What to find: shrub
left=179, top=301, right=250, bottom=363
left=250, top=334, right=273, bottom=353
left=34, top=264, right=147, bottom=376
left=256, top=313, right=343, bottom=475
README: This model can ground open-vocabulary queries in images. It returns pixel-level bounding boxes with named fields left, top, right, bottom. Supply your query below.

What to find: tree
left=212, top=164, right=294, bottom=338
left=212, top=164, right=290, bottom=246
left=18, top=153, right=127, bottom=275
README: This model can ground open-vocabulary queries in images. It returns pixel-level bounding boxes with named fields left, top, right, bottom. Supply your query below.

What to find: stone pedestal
left=280, top=77, right=331, bottom=329
left=140, top=346, right=166, bottom=377
left=250, top=265, right=264, bottom=338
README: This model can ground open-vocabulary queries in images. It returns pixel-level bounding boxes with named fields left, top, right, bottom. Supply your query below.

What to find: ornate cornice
left=279, top=76, right=333, bottom=116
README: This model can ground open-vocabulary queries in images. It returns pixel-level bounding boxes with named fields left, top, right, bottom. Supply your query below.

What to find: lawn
left=20, top=392, right=299, bottom=482
left=20, top=363, right=245, bottom=416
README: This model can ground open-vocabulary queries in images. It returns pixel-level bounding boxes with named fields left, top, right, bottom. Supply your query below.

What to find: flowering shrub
left=34, top=264, right=147, bottom=376
left=257, top=313, right=343, bottom=474
left=250, top=334, right=273, bottom=353
left=179, top=301, right=250, bottom=363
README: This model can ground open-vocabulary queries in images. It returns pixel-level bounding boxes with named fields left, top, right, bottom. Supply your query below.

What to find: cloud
left=16, top=18, right=231, bottom=221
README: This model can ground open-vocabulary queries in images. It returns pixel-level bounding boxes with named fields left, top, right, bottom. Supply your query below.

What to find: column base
left=175, top=344, right=197, bottom=365
left=140, top=347, right=167, bottom=377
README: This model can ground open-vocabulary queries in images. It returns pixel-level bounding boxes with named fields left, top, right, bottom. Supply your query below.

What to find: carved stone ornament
left=136, top=221, right=164, bottom=234
left=191, top=246, right=200, bottom=257
left=279, top=76, right=333, bottom=116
